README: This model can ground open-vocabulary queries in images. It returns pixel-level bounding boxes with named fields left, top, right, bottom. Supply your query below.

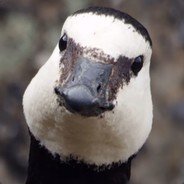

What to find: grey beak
left=54, top=57, right=114, bottom=116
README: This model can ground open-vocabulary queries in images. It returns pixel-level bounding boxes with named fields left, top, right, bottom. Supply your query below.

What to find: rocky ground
left=0, top=0, right=184, bottom=184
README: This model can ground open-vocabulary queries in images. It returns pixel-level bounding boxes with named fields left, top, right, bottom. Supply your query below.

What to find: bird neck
left=26, top=132, right=133, bottom=184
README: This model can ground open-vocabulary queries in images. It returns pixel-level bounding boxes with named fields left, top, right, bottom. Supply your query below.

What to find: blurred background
left=0, top=0, right=184, bottom=184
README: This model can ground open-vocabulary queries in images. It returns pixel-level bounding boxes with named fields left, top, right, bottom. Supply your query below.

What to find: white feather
left=63, top=13, right=151, bottom=59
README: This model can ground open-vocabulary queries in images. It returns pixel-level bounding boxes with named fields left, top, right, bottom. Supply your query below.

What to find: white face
left=23, top=12, right=153, bottom=166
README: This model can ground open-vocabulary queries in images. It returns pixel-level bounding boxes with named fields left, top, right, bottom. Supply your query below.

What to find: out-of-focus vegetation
left=0, top=0, right=183, bottom=184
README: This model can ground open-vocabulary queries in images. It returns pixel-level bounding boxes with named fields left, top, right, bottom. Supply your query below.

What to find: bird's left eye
left=59, top=33, right=67, bottom=52
left=131, top=55, right=144, bottom=76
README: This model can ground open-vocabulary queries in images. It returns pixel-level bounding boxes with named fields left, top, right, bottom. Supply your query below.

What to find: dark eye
left=59, top=33, right=67, bottom=52
left=131, top=56, right=144, bottom=76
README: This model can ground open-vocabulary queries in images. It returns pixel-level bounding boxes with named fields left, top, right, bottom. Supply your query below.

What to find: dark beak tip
left=99, top=102, right=114, bottom=111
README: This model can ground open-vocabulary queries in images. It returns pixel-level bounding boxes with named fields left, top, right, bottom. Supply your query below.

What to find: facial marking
left=57, top=38, right=134, bottom=107
left=108, top=56, right=133, bottom=101
left=59, top=39, right=80, bottom=85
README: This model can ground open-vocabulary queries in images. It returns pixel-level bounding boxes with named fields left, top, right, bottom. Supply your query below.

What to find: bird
left=23, top=7, right=153, bottom=184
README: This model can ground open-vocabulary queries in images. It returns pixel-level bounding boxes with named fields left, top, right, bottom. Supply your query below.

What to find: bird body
left=23, top=7, right=152, bottom=184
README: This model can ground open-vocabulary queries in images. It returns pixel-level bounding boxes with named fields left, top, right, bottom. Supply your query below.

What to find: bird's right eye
left=59, top=33, right=67, bottom=52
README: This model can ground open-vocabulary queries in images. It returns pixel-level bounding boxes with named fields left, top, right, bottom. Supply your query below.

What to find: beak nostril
left=72, top=76, right=75, bottom=82
left=97, top=83, right=102, bottom=93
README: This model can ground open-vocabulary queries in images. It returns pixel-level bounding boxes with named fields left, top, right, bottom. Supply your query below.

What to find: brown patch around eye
left=59, top=38, right=133, bottom=102
left=108, top=56, right=132, bottom=101
left=59, top=38, right=115, bottom=85
left=59, top=39, right=81, bottom=84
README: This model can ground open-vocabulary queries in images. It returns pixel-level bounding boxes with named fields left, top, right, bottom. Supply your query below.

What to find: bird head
left=23, top=7, right=152, bottom=166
